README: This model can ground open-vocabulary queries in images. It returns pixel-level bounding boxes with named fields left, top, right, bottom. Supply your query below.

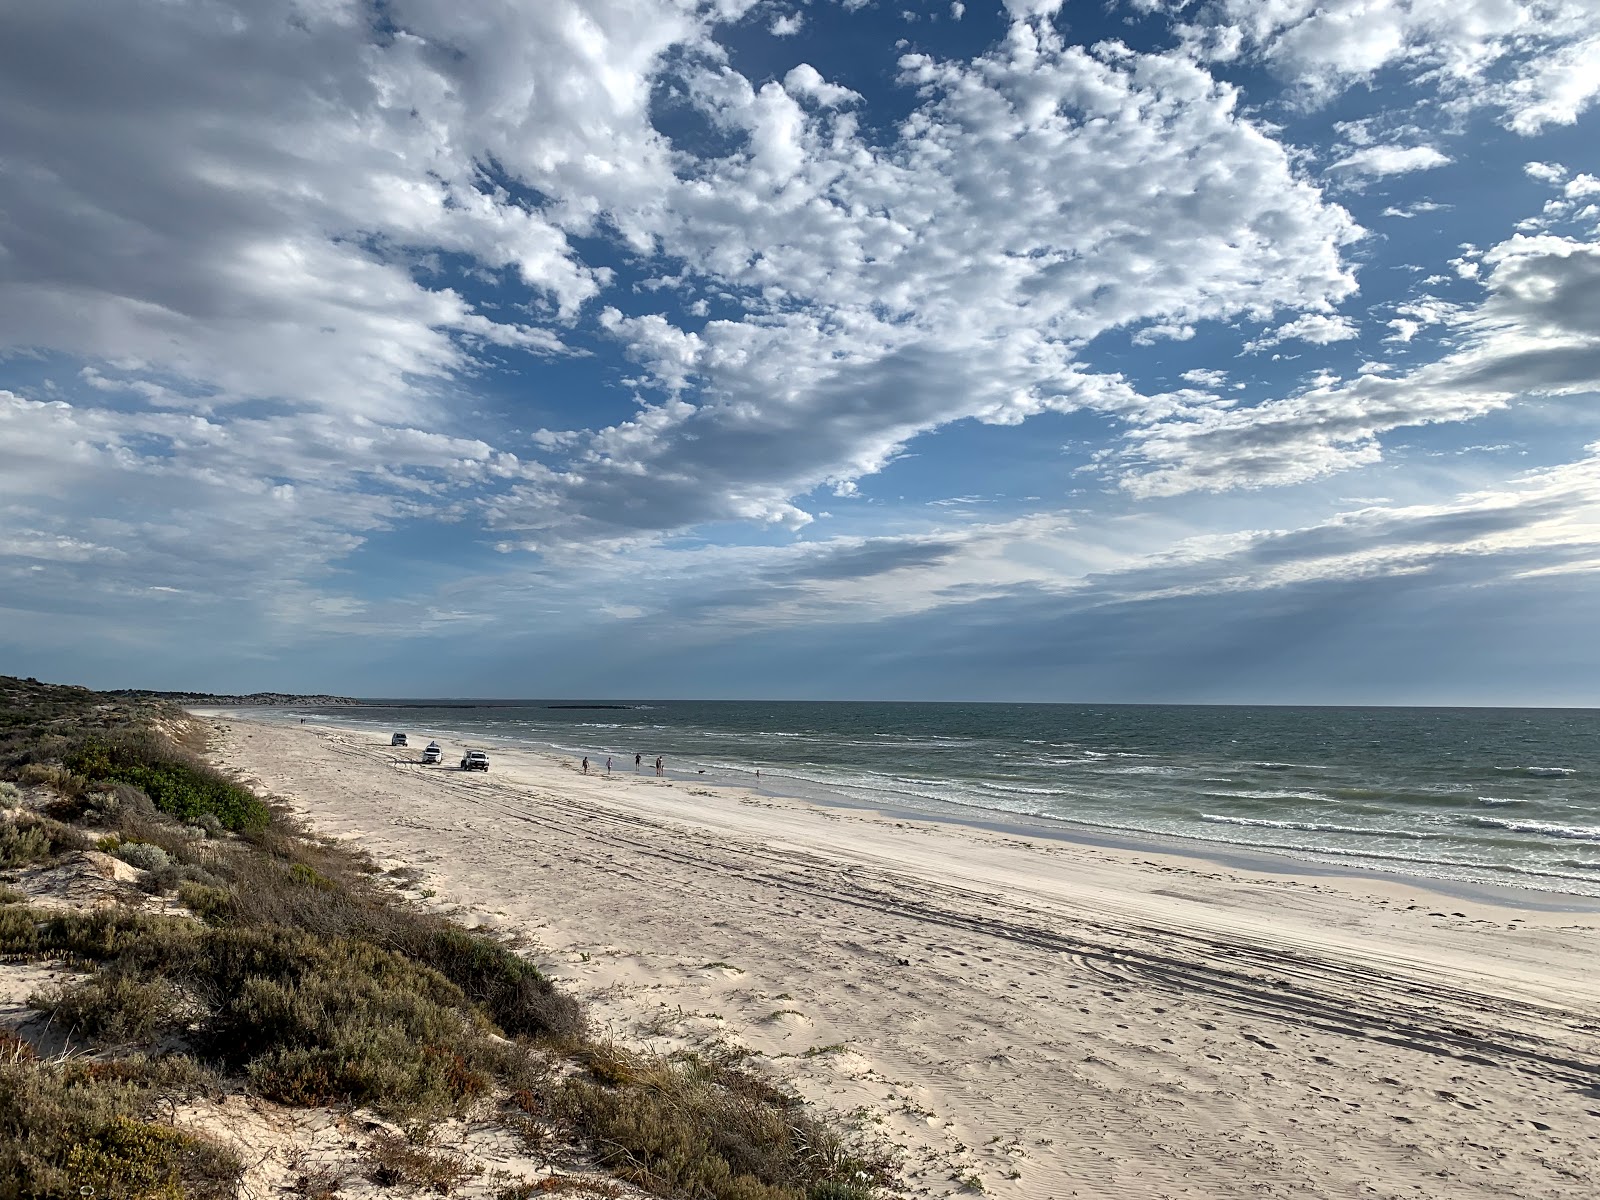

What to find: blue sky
left=2, top=0, right=1599, bottom=703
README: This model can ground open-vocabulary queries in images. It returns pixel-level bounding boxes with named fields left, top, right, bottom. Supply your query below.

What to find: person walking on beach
left=655, top=756, right=663, bottom=776
left=635, top=752, right=641, bottom=769
left=605, top=756, right=612, bottom=775
left=581, top=756, right=589, bottom=775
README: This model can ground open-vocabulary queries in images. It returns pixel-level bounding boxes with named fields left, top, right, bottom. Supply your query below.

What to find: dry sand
left=207, top=714, right=1600, bottom=1200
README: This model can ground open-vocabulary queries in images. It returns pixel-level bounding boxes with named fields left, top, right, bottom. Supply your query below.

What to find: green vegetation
left=0, top=1045, right=238, bottom=1200
left=0, top=811, right=88, bottom=867
left=0, top=674, right=892, bottom=1200
left=563, top=1043, right=886, bottom=1200
left=66, top=736, right=269, bottom=833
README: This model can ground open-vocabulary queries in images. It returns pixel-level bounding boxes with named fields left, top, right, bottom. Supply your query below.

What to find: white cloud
left=782, top=63, right=862, bottom=108
left=1174, top=1, right=1600, bottom=131
left=1245, top=312, right=1359, bottom=352
left=771, top=12, right=805, bottom=36
left=1328, top=144, right=1450, bottom=178
left=1381, top=200, right=1448, bottom=218
left=1117, top=231, right=1600, bottom=496
left=485, top=27, right=1359, bottom=543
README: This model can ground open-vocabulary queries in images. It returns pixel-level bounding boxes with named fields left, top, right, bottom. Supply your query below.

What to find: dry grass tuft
left=362, top=1130, right=481, bottom=1194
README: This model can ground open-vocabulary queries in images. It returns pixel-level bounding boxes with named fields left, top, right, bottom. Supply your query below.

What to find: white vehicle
left=391, top=732, right=408, bottom=747
left=421, top=744, right=443, bottom=764
left=460, top=749, right=489, bottom=772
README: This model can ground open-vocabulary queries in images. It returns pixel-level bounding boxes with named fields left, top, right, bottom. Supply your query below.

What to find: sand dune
left=208, top=715, right=1600, bottom=1200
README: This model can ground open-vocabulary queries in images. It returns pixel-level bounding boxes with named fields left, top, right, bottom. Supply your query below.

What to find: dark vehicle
left=460, top=749, right=489, bottom=772
left=391, top=732, right=408, bottom=747
left=421, top=743, right=442, bottom=764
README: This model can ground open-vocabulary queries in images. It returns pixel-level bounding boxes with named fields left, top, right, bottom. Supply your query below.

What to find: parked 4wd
left=391, top=732, right=408, bottom=747
left=421, top=744, right=442, bottom=764
left=460, top=750, right=489, bottom=772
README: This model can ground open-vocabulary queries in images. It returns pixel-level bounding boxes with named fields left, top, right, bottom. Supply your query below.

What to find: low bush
left=397, top=924, right=584, bottom=1043
left=33, top=971, right=188, bottom=1045
left=115, top=841, right=173, bottom=872
left=560, top=1046, right=893, bottom=1200
left=0, top=812, right=88, bottom=867
left=66, top=736, right=268, bottom=833
left=0, top=1058, right=240, bottom=1200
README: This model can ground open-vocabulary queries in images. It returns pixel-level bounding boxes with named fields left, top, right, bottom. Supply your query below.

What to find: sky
left=2, top=0, right=1599, bottom=705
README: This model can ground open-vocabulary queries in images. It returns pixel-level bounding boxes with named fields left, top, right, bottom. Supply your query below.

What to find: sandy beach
left=206, top=713, right=1600, bottom=1200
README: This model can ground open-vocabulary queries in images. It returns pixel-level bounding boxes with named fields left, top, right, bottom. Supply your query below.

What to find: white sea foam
left=1475, top=796, right=1529, bottom=806
left=1496, top=765, right=1577, bottom=777
left=1200, top=814, right=1440, bottom=840
left=1468, top=815, right=1600, bottom=842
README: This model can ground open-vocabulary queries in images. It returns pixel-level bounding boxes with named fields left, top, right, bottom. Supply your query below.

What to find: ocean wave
left=1475, top=796, right=1529, bottom=806
left=972, top=780, right=1065, bottom=797
left=1200, top=814, right=1442, bottom=840
left=1466, top=815, right=1600, bottom=842
left=1095, top=764, right=1191, bottom=777
left=1203, top=784, right=1337, bottom=803
left=1495, top=765, right=1577, bottom=777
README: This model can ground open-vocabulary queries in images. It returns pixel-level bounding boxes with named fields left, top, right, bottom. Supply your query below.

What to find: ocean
left=282, top=700, right=1600, bottom=898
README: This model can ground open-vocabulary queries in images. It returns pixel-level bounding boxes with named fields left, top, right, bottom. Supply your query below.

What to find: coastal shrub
left=0, top=906, right=38, bottom=957
left=0, top=812, right=89, bottom=866
left=561, top=1046, right=893, bottom=1200
left=32, top=971, right=188, bottom=1044
left=205, top=833, right=582, bottom=1041
left=399, top=924, right=584, bottom=1043
left=0, top=781, right=20, bottom=808
left=175, top=882, right=233, bottom=922
left=0, top=818, right=51, bottom=866
left=114, top=841, right=173, bottom=872
left=0, top=1059, right=240, bottom=1200
left=66, top=736, right=268, bottom=833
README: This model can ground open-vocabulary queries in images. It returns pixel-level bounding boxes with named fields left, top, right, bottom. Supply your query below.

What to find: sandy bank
left=208, top=714, right=1600, bottom=1200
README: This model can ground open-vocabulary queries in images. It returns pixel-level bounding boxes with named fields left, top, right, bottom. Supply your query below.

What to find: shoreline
left=204, top=706, right=1600, bottom=913
left=205, top=711, right=1600, bottom=1200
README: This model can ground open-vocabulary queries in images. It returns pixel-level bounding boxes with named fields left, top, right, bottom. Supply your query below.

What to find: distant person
left=606, top=756, right=612, bottom=775
left=582, top=756, right=589, bottom=775
left=655, top=756, right=663, bottom=776
left=635, top=752, right=641, bottom=769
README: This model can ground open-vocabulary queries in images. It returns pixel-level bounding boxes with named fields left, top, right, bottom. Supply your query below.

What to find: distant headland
left=107, top=689, right=363, bottom=706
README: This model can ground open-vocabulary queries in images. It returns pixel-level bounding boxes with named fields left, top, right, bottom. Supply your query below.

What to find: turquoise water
left=289, top=701, right=1600, bottom=897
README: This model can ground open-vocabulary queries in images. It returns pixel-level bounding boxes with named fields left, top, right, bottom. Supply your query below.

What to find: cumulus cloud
left=1328, top=144, right=1450, bottom=178
left=1172, top=1, right=1600, bottom=131
left=1245, top=312, right=1360, bottom=351
left=782, top=63, right=862, bottom=108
